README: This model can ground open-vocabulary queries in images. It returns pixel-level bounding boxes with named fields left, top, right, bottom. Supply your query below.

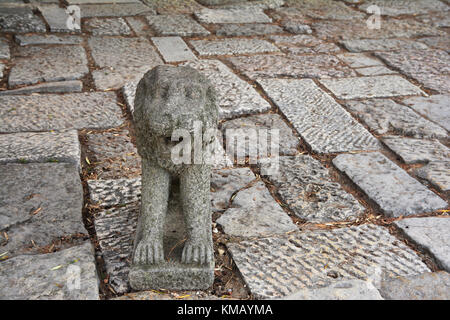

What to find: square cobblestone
left=84, top=18, right=132, bottom=36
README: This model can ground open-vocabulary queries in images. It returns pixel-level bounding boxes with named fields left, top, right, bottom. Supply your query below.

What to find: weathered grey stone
left=337, top=53, right=384, bottom=68
left=283, top=280, right=383, bottom=300
left=383, top=136, right=449, bottom=164
left=196, top=0, right=241, bottom=5
left=84, top=17, right=131, bottom=35
left=79, top=3, right=154, bottom=17
left=0, top=131, right=80, bottom=169
left=0, top=92, right=123, bottom=133
left=151, top=37, right=196, bottom=63
left=262, top=155, right=365, bottom=222
left=0, top=63, right=4, bottom=78
left=122, top=81, right=138, bottom=115
left=215, top=23, right=283, bottom=36
left=146, top=14, right=210, bottom=37
left=345, top=99, right=448, bottom=139
left=268, top=34, right=340, bottom=54
left=0, top=37, right=10, bottom=59
left=333, top=152, right=447, bottom=217
left=130, top=66, right=218, bottom=289
left=125, top=16, right=153, bottom=36
left=8, top=46, right=88, bottom=88
left=190, top=38, right=279, bottom=56
left=340, top=39, right=428, bottom=52
left=221, top=113, right=300, bottom=159
left=67, top=0, right=139, bottom=4
left=182, top=59, right=271, bottom=118
left=355, top=66, right=396, bottom=76
left=88, top=178, right=141, bottom=207
left=359, top=0, right=449, bottom=16
left=0, top=80, right=83, bottom=95
left=228, top=224, right=430, bottom=298
left=402, top=94, right=450, bottom=131
left=211, top=167, right=256, bottom=212
left=416, top=12, right=450, bottom=28
left=113, top=290, right=219, bottom=300
left=195, top=8, right=272, bottom=23
left=88, top=37, right=163, bottom=90
left=258, top=78, right=379, bottom=154
left=283, top=21, right=312, bottom=35
left=320, top=75, right=424, bottom=100
left=285, top=0, right=365, bottom=20
left=229, top=54, right=357, bottom=79
left=395, top=217, right=450, bottom=272
left=0, top=163, right=85, bottom=256
left=220, top=0, right=284, bottom=10
left=217, top=181, right=296, bottom=237
left=314, top=19, right=444, bottom=41
left=14, top=34, right=83, bottom=46
left=416, top=161, right=450, bottom=192
left=0, top=6, right=46, bottom=33
left=0, top=242, right=99, bottom=300
left=38, top=5, right=81, bottom=33
left=85, top=129, right=141, bottom=180
left=142, top=0, right=204, bottom=14
left=418, top=37, right=450, bottom=53
left=378, top=271, right=450, bottom=300
left=375, top=49, right=450, bottom=93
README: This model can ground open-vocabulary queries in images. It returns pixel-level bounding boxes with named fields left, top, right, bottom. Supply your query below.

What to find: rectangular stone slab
left=258, top=78, right=379, bottom=154
left=333, top=152, right=447, bottom=217
left=190, top=38, right=279, bottom=56
left=0, top=92, right=123, bottom=133
left=194, top=8, right=272, bottom=23
left=151, top=37, right=197, bottom=63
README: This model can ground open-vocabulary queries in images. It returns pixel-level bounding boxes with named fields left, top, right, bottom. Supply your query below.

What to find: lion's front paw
left=181, top=239, right=212, bottom=265
left=133, top=238, right=164, bottom=265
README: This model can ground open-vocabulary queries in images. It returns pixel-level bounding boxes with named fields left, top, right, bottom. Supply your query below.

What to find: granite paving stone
left=78, top=3, right=154, bottom=18
left=229, top=54, right=356, bottom=79
left=125, top=16, right=153, bottom=36
left=181, top=59, right=271, bottom=118
left=0, top=80, right=83, bottom=95
left=416, top=12, right=450, bottom=28
left=416, top=162, right=450, bottom=192
left=382, top=136, right=449, bottom=164
left=340, top=39, right=429, bottom=52
left=258, top=78, right=379, bottom=154
left=345, top=99, right=448, bottom=139
left=319, top=75, right=424, bottom=100
left=284, top=0, right=365, bottom=20
left=143, top=0, right=204, bottom=14
left=66, top=0, right=139, bottom=4
left=38, top=5, right=81, bottom=33
left=284, top=280, right=383, bottom=300
left=122, top=81, right=137, bottom=115
left=228, top=224, right=430, bottom=298
left=337, top=53, right=384, bottom=68
left=0, top=92, right=123, bottom=133
left=402, top=95, right=450, bottom=132
left=215, top=23, right=283, bottom=36
left=0, top=37, right=10, bottom=59
left=190, top=38, right=279, bottom=56
left=0, top=131, right=81, bottom=169
left=88, top=178, right=141, bottom=207
left=268, top=34, right=340, bottom=54
left=283, top=22, right=312, bottom=35
left=314, top=19, right=444, bottom=41
left=195, top=8, right=272, bottom=24
left=85, top=129, right=141, bottom=180
left=261, top=155, right=365, bottom=222
left=333, top=152, right=447, bottom=217
left=14, top=34, right=83, bottom=46
left=395, top=217, right=450, bottom=272
left=418, top=37, right=450, bottom=53
left=377, top=271, right=450, bottom=300
left=88, top=36, right=163, bottom=90
left=354, top=66, right=396, bottom=76
left=359, top=0, right=449, bottom=17
left=216, top=181, right=296, bottom=237
left=0, top=6, right=46, bottom=33
left=146, top=14, right=209, bottom=37
left=375, top=49, right=450, bottom=93
left=84, top=17, right=131, bottom=36
left=8, top=45, right=88, bottom=88
left=221, top=113, right=300, bottom=159
left=0, top=242, right=99, bottom=300
left=215, top=0, right=284, bottom=10
left=151, top=37, right=196, bottom=63
left=0, top=163, right=85, bottom=256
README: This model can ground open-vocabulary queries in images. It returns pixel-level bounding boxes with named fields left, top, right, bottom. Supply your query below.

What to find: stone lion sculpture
left=132, top=65, right=218, bottom=266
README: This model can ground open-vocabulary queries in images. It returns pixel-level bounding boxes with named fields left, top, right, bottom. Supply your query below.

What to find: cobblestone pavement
left=0, top=0, right=449, bottom=300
